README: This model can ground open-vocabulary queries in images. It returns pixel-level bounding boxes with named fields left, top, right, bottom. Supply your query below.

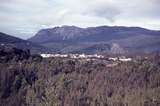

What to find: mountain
left=0, top=32, right=49, bottom=54
left=29, top=25, right=160, bottom=54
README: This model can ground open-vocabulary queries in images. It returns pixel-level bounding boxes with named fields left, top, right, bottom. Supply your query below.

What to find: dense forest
left=0, top=46, right=160, bottom=106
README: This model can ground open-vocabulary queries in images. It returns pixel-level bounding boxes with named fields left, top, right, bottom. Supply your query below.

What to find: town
left=40, top=53, right=132, bottom=62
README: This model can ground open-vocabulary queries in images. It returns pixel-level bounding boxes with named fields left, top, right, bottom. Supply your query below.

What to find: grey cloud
left=91, top=5, right=121, bottom=22
left=0, top=0, right=160, bottom=39
left=79, top=0, right=121, bottom=22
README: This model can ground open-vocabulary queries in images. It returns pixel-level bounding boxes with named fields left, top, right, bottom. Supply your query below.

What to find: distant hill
left=28, top=25, right=160, bottom=54
left=0, top=32, right=49, bottom=54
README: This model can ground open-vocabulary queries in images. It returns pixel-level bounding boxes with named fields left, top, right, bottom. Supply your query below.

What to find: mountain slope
left=0, top=32, right=49, bottom=53
left=29, top=25, right=160, bottom=54
left=0, top=32, right=24, bottom=43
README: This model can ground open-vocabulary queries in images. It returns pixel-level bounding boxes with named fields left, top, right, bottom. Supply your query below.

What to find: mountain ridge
left=28, top=25, right=160, bottom=54
left=0, top=25, right=160, bottom=54
left=29, top=26, right=160, bottom=43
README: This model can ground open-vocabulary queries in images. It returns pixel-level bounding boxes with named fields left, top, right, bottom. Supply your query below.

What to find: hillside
left=29, top=26, right=160, bottom=54
left=0, top=32, right=50, bottom=54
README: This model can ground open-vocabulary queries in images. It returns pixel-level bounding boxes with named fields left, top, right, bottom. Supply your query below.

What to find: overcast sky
left=0, top=0, right=160, bottom=39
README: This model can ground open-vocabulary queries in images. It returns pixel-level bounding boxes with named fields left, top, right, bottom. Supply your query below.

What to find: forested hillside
left=0, top=46, right=160, bottom=106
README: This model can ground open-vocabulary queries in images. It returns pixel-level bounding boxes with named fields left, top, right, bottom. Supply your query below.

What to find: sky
left=0, top=0, right=160, bottom=39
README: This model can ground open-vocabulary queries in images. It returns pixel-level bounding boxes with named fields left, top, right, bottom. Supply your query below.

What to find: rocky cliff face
left=110, top=43, right=126, bottom=54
